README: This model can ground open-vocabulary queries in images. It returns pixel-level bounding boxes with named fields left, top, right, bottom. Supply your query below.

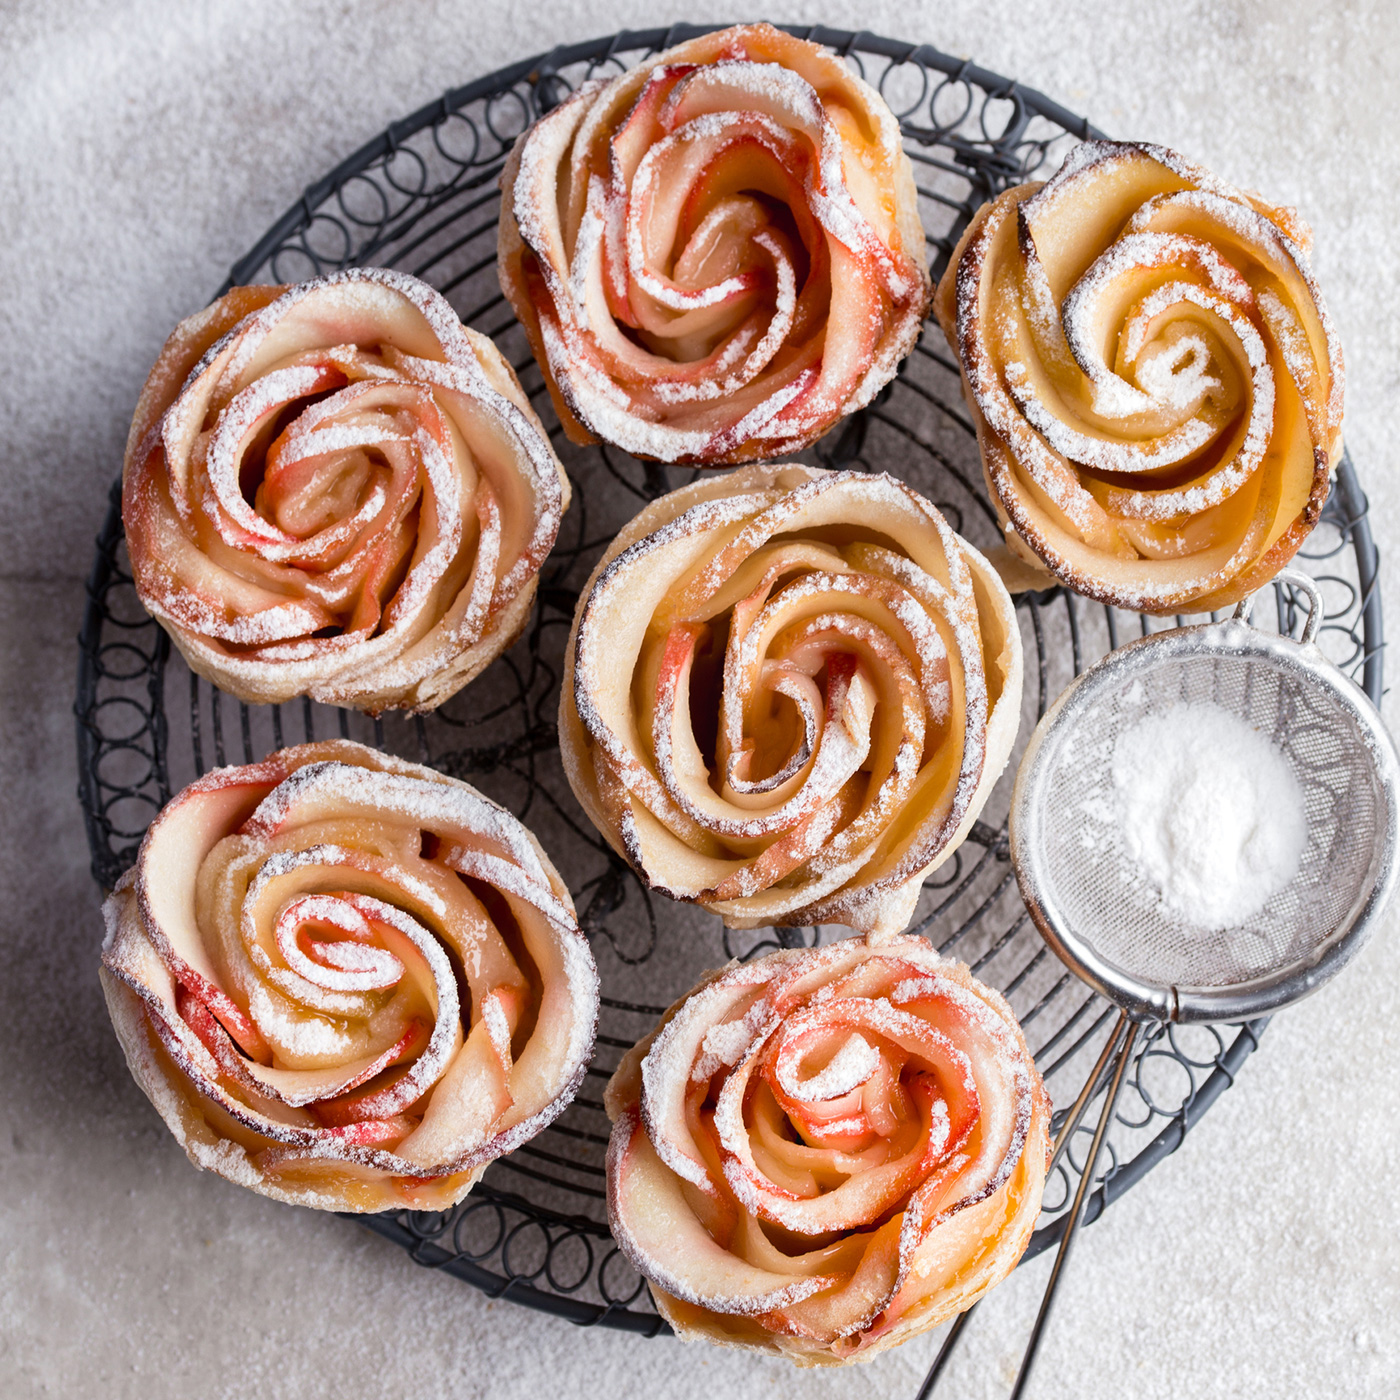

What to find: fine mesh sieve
left=945, top=569, right=1400, bottom=1400
left=1010, top=569, right=1400, bottom=1025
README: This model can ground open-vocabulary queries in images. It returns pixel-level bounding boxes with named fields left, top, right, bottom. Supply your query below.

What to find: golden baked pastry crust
left=498, top=23, right=931, bottom=465
left=559, top=463, right=1022, bottom=935
left=936, top=140, right=1343, bottom=614
left=604, top=935, right=1051, bottom=1365
left=100, top=740, right=598, bottom=1213
left=123, top=269, right=569, bottom=713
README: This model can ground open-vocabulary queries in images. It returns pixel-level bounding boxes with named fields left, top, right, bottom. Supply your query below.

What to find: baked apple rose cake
left=498, top=24, right=931, bottom=465
left=560, top=464, right=1022, bottom=934
left=937, top=140, right=1344, bottom=613
left=99, top=741, right=598, bottom=1212
left=605, top=935, right=1051, bottom=1364
left=123, top=268, right=569, bottom=712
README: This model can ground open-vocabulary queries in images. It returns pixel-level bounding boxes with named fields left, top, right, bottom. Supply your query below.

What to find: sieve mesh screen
left=1032, top=651, right=1383, bottom=990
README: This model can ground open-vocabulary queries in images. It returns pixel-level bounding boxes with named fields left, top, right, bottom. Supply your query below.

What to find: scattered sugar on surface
left=1110, top=701, right=1307, bottom=929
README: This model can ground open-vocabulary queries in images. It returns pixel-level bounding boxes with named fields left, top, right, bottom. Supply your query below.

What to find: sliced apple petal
left=99, top=739, right=598, bottom=1214
left=608, top=1107, right=837, bottom=1315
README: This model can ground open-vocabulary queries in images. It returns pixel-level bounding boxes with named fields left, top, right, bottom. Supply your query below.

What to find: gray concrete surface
left=1, top=2, right=1397, bottom=1396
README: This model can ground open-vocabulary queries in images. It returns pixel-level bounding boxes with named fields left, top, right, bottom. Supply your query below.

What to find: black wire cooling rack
left=76, top=23, right=1385, bottom=1345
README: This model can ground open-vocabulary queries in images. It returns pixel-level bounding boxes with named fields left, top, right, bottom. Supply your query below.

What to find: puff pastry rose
left=99, top=740, right=598, bottom=1212
left=123, top=268, right=569, bottom=712
left=560, top=464, right=1022, bottom=935
left=605, top=934, right=1051, bottom=1364
left=936, top=140, right=1344, bottom=613
left=498, top=23, right=930, bottom=465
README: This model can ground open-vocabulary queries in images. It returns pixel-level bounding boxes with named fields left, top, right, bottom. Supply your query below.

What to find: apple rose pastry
left=936, top=140, right=1344, bottom=613
left=605, top=934, right=1051, bottom=1364
left=123, top=268, right=569, bottom=712
left=560, top=464, right=1022, bottom=935
left=99, top=740, right=599, bottom=1213
left=498, top=23, right=930, bottom=465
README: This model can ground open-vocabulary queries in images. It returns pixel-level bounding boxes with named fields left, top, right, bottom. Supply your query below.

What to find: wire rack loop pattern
left=75, top=25, right=1384, bottom=1338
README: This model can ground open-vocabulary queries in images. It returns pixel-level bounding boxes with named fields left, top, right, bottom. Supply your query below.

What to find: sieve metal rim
left=1009, top=614, right=1400, bottom=1025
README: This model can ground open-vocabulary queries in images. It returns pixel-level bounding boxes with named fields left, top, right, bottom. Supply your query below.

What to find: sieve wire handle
left=912, top=1012, right=1135, bottom=1399
left=1008, top=1014, right=1140, bottom=1400
left=1233, top=567, right=1324, bottom=645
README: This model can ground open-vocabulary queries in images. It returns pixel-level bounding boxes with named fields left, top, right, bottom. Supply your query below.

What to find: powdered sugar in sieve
left=1011, top=568, right=1400, bottom=1024
left=989, top=568, right=1400, bottom=1400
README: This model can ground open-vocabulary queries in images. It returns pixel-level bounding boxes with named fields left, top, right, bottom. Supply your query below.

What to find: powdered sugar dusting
left=101, top=740, right=598, bottom=1210
left=948, top=138, right=1340, bottom=614
left=608, top=934, right=1048, bottom=1350
left=565, top=465, right=1017, bottom=933
left=499, top=24, right=930, bottom=465
left=125, top=267, right=567, bottom=712
left=774, top=1030, right=879, bottom=1101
